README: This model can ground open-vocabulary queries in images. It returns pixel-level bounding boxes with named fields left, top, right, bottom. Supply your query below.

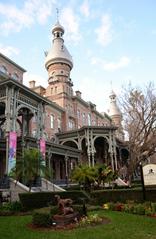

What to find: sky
left=0, top=0, right=156, bottom=113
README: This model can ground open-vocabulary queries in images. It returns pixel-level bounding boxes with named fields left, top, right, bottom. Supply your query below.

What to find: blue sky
left=0, top=0, right=156, bottom=112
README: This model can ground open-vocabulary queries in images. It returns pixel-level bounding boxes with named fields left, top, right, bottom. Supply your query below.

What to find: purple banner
left=40, top=138, right=46, bottom=161
left=8, top=131, right=17, bottom=174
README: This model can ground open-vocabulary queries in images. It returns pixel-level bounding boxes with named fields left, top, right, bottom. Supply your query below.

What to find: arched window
left=0, top=65, right=8, bottom=74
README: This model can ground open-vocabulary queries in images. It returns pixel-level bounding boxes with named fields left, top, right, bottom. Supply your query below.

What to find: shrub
left=132, top=204, right=145, bottom=215
left=19, top=192, right=53, bottom=211
left=72, top=204, right=87, bottom=216
left=50, top=206, right=58, bottom=216
left=103, top=202, right=116, bottom=211
left=78, top=214, right=103, bottom=227
left=32, top=208, right=51, bottom=227
left=114, top=202, right=124, bottom=211
left=0, top=201, right=22, bottom=213
left=151, top=203, right=156, bottom=213
left=124, top=204, right=134, bottom=214
left=91, top=188, right=156, bottom=204
left=19, top=190, right=91, bottom=211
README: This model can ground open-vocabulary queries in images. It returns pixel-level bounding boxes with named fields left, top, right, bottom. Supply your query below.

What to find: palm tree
left=10, top=148, right=50, bottom=191
left=71, top=164, right=97, bottom=191
left=97, top=164, right=118, bottom=187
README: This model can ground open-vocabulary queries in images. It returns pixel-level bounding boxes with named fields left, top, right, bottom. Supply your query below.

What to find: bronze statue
left=55, top=195, right=74, bottom=215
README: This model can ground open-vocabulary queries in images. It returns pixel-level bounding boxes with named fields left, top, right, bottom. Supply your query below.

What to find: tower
left=45, top=21, right=73, bottom=107
left=45, top=20, right=74, bottom=130
left=108, top=90, right=124, bottom=140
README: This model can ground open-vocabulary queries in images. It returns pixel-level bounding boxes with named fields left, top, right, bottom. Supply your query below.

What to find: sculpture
left=55, top=195, right=74, bottom=215
left=53, top=195, right=79, bottom=226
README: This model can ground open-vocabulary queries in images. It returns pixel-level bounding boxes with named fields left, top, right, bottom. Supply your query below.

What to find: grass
left=0, top=210, right=156, bottom=239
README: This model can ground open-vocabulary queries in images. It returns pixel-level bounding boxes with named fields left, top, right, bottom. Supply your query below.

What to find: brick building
left=0, top=20, right=128, bottom=186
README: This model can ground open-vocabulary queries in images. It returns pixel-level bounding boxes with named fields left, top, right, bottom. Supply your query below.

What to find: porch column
left=86, top=129, right=91, bottom=167
left=109, top=131, right=115, bottom=172
left=113, top=134, right=118, bottom=170
left=5, top=87, right=12, bottom=174
left=65, top=155, right=69, bottom=178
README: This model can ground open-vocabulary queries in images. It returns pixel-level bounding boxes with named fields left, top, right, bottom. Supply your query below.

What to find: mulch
left=27, top=216, right=111, bottom=232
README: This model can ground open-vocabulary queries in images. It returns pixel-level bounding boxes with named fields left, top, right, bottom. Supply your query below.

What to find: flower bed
left=102, top=201, right=156, bottom=217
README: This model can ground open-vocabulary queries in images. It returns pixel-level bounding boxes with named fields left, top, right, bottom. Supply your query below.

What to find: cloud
left=61, top=7, right=81, bottom=43
left=80, top=0, right=90, bottom=18
left=95, top=14, right=113, bottom=46
left=0, top=44, right=20, bottom=57
left=103, top=56, right=130, bottom=71
left=0, top=0, right=56, bottom=35
left=91, top=56, right=130, bottom=71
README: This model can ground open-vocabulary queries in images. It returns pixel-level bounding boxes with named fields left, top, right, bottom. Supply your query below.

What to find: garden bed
left=28, top=216, right=111, bottom=231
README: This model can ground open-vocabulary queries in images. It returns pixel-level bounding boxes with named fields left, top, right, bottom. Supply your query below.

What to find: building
left=0, top=20, right=128, bottom=187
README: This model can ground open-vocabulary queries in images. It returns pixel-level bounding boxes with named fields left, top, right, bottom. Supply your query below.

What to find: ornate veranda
left=56, top=126, right=127, bottom=171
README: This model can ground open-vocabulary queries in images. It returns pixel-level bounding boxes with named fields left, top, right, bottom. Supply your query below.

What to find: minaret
left=45, top=20, right=73, bottom=108
left=108, top=90, right=124, bottom=140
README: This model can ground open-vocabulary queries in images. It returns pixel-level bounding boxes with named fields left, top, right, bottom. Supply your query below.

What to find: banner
left=40, top=138, right=46, bottom=165
left=8, top=131, right=17, bottom=174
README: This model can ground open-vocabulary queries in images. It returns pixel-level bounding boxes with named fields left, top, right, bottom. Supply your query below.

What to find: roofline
left=0, top=52, right=26, bottom=72
left=72, top=96, right=89, bottom=107
left=56, top=125, right=117, bottom=136
left=0, top=74, right=65, bottom=112
left=72, top=96, right=110, bottom=120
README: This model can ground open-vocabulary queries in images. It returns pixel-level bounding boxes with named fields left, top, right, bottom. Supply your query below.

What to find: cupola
left=45, top=21, right=73, bottom=70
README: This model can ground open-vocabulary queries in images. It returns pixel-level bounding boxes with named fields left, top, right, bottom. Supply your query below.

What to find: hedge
left=19, top=190, right=90, bottom=211
left=91, top=188, right=156, bottom=204
left=32, top=207, right=51, bottom=227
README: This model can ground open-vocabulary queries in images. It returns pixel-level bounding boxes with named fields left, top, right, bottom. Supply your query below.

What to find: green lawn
left=0, top=211, right=156, bottom=239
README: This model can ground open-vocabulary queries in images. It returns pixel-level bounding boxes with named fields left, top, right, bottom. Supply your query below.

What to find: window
left=82, top=113, right=86, bottom=125
left=92, top=120, right=96, bottom=126
left=88, top=113, right=91, bottom=126
left=58, top=118, right=61, bottom=129
left=12, top=73, right=19, bottom=81
left=50, top=114, right=54, bottom=128
left=55, top=86, right=57, bottom=93
left=77, top=109, right=80, bottom=119
left=0, top=65, right=8, bottom=74
left=51, top=88, right=53, bottom=94
left=68, top=120, right=74, bottom=129
left=32, top=129, right=37, bottom=137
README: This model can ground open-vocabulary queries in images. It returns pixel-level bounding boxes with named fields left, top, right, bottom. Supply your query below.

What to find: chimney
left=29, top=80, right=36, bottom=88
left=75, top=90, right=82, bottom=98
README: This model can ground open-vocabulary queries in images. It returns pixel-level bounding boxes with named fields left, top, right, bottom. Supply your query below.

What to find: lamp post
left=139, top=162, right=146, bottom=201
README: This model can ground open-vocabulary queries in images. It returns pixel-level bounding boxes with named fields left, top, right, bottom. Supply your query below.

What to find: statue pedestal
left=53, top=212, right=80, bottom=226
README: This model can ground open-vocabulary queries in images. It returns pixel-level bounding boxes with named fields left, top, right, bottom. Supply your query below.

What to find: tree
left=10, top=148, right=50, bottom=191
left=71, top=164, right=118, bottom=190
left=97, top=164, right=118, bottom=187
left=71, top=164, right=97, bottom=191
left=120, top=83, right=156, bottom=179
